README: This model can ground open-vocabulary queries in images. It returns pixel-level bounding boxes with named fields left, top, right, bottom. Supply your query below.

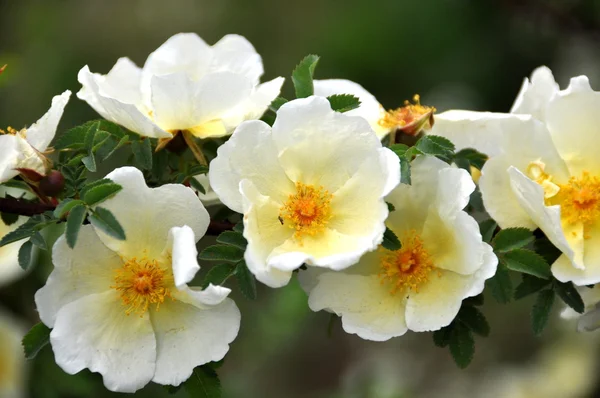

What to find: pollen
left=557, top=172, right=600, bottom=226
left=0, top=126, right=20, bottom=136
left=379, top=230, right=437, bottom=295
left=378, top=94, right=436, bottom=135
left=280, top=182, right=333, bottom=240
left=112, top=257, right=173, bottom=316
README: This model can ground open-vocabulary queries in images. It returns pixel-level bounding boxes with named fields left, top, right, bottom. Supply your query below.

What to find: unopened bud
left=39, top=170, right=65, bottom=197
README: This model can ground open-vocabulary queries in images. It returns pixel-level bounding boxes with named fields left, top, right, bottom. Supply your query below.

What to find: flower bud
left=39, top=170, right=65, bottom=197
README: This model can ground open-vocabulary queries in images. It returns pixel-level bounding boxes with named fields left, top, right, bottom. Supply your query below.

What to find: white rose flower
left=0, top=90, right=71, bottom=182
left=34, top=167, right=240, bottom=393
left=0, top=307, right=27, bottom=398
left=300, top=156, right=497, bottom=341
left=209, top=96, right=400, bottom=288
left=77, top=33, right=284, bottom=149
left=431, top=67, right=600, bottom=285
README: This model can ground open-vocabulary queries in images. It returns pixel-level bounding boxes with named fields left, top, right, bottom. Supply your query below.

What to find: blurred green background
left=2, top=0, right=600, bottom=397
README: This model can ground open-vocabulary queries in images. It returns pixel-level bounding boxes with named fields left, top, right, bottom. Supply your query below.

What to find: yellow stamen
left=527, top=160, right=560, bottom=199
left=112, top=257, right=173, bottom=316
left=378, top=94, right=436, bottom=135
left=0, top=126, right=21, bottom=136
left=379, top=230, right=437, bottom=295
left=556, top=172, right=600, bottom=226
left=280, top=182, right=333, bottom=240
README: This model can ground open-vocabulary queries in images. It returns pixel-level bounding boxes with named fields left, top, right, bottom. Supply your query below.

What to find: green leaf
left=82, top=183, right=122, bottom=206
left=22, top=322, right=51, bottom=360
left=292, top=54, right=319, bottom=98
left=400, top=156, right=411, bottom=185
left=514, top=274, right=551, bottom=300
left=199, top=245, right=244, bottom=263
left=414, top=135, right=455, bottom=161
left=236, top=260, right=257, bottom=300
left=216, top=231, right=247, bottom=249
left=233, top=222, right=244, bottom=233
left=327, top=94, right=361, bottom=113
left=29, top=232, right=47, bottom=250
left=390, top=144, right=410, bottom=158
left=65, top=204, right=87, bottom=248
left=81, top=153, right=96, bottom=172
left=449, top=322, right=475, bottom=369
left=386, top=202, right=395, bottom=212
left=458, top=305, right=490, bottom=337
left=53, top=199, right=85, bottom=219
left=454, top=148, right=488, bottom=170
left=268, top=97, right=288, bottom=112
left=554, top=280, right=585, bottom=314
left=18, top=240, right=33, bottom=270
left=132, top=139, right=153, bottom=170
left=464, top=294, right=484, bottom=306
left=487, top=264, right=513, bottom=304
left=478, top=219, right=497, bottom=243
left=201, top=263, right=236, bottom=289
left=492, top=228, right=535, bottom=252
left=532, top=289, right=555, bottom=335
left=433, top=325, right=452, bottom=347
left=0, top=217, right=38, bottom=247
left=88, top=207, right=126, bottom=241
left=502, top=249, right=552, bottom=279
left=183, top=365, right=221, bottom=398
left=189, top=178, right=206, bottom=194
left=84, top=121, right=99, bottom=151
left=534, top=236, right=562, bottom=264
left=381, top=227, right=401, bottom=251
left=101, top=134, right=129, bottom=161
left=0, top=211, right=19, bottom=225
left=79, top=178, right=114, bottom=198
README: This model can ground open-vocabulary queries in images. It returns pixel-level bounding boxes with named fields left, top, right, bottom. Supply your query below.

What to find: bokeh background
left=2, top=0, right=600, bottom=397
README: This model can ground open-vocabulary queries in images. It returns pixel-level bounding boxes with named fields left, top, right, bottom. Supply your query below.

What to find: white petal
left=552, top=224, right=600, bottom=285
left=100, top=57, right=144, bottom=105
left=0, top=135, right=19, bottom=185
left=313, top=79, right=389, bottom=138
left=465, top=242, right=498, bottom=297
left=211, top=34, right=263, bottom=83
left=50, top=290, right=156, bottom=393
left=25, top=90, right=71, bottom=151
left=150, top=298, right=240, bottom=386
left=510, top=66, right=559, bottom=121
left=166, top=226, right=200, bottom=288
left=508, top=167, right=580, bottom=267
left=34, top=225, right=121, bottom=327
left=272, top=96, right=382, bottom=191
left=405, top=269, right=476, bottom=332
left=97, top=167, right=209, bottom=260
left=176, top=284, right=232, bottom=307
left=77, top=66, right=171, bottom=139
left=545, top=75, right=600, bottom=175
left=384, top=183, right=428, bottom=234
left=209, top=120, right=294, bottom=214
left=230, top=76, right=285, bottom=124
left=308, top=272, right=407, bottom=341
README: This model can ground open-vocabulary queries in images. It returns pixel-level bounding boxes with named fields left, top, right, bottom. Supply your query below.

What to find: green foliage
left=454, top=148, right=488, bottom=170
left=53, top=199, right=84, bottom=219
left=233, top=222, right=244, bottom=233
left=414, top=135, right=455, bottom=162
left=502, top=249, right=551, bottom=279
left=22, top=322, right=51, bottom=360
left=30, top=232, right=47, bottom=250
left=487, top=263, right=513, bottom=304
left=553, top=280, right=584, bottom=314
left=478, top=219, right=497, bottom=243
left=82, top=182, right=122, bottom=206
left=386, top=201, right=395, bottom=212
left=534, top=235, right=562, bottom=264
left=261, top=97, right=289, bottom=126
left=18, top=240, right=34, bottom=270
left=292, top=54, right=320, bottom=98
left=88, top=207, right=126, bottom=241
left=514, top=274, right=551, bottom=300
left=182, top=365, right=221, bottom=398
left=65, top=204, right=87, bottom=248
left=132, top=138, right=153, bottom=170
left=201, top=263, right=236, bottom=289
left=532, top=289, right=555, bottom=335
left=216, top=231, right=247, bottom=249
left=0, top=216, right=40, bottom=247
left=381, top=227, right=401, bottom=251
left=235, top=260, right=257, bottom=300
left=199, top=244, right=244, bottom=263
left=449, top=322, right=475, bottom=369
left=432, top=327, right=451, bottom=348
left=0, top=210, right=19, bottom=225
left=327, top=94, right=361, bottom=113
left=492, top=228, right=535, bottom=252
left=457, top=305, right=490, bottom=337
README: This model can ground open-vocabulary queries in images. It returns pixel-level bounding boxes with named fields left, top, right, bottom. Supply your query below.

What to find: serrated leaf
left=390, top=144, right=410, bottom=158
left=233, top=222, right=244, bottom=233
left=83, top=121, right=99, bottom=151
left=492, top=228, right=535, bottom=252
left=449, top=322, right=475, bottom=368
left=216, top=231, right=247, bottom=249
left=400, top=156, right=411, bottom=185
left=188, top=164, right=210, bottom=176
left=478, top=219, right=497, bottom=243
left=183, top=365, right=221, bottom=398
left=18, top=240, right=33, bottom=270
left=29, top=232, right=46, bottom=250
left=0, top=211, right=19, bottom=226
left=532, top=289, right=555, bottom=335
left=487, top=264, right=513, bottom=304
left=83, top=183, right=122, bottom=206
left=458, top=305, right=490, bottom=337
left=65, top=204, right=87, bottom=248
left=79, top=178, right=113, bottom=198
left=132, top=139, right=153, bottom=170
left=292, top=54, right=319, bottom=98
left=502, top=249, right=551, bottom=279
left=199, top=245, right=244, bottom=263
left=433, top=325, right=452, bottom=348
left=201, top=263, right=236, bottom=289
left=534, top=236, right=562, bottom=264
left=236, top=260, right=257, bottom=300
left=81, top=153, right=96, bottom=172
left=454, top=148, right=488, bottom=170
left=554, top=280, right=584, bottom=314
left=53, top=199, right=85, bottom=219
left=381, top=227, right=401, bottom=251
left=415, top=135, right=455, bottom=161
left=189, top=178, right=206, bottom=194
left=89, top=207, right=126, bottom=240
left=268, top=97, right=289, bottom=113
left=101, top=134, right=129, bottom=161
left=327, top=94, right=361, bottom=113
left=514, top=274, right=551, bottom=300
left=22, top=322, right=51, bottom=360
left=0, top=217, right=38, bottom=247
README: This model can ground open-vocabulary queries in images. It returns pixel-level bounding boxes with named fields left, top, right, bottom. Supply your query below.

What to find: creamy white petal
left=465, top=242, right=498, bottom=297
left=34, top=225, right=121, bottom=327
left=150, top=297, right=240, bottom=386
left=101, top=58, right=144, bottom=105
left=552, top=223, right=600, bottom=285
left=165, top=226, right=200, bottom=288
left=0, top=135, right=20, bottom=184
left=97, top=167, right=209, bottom=260
left=25, top=90, right=71, bottom=151
left=272, top=96, right=382, bottom=191
left=545, top=76, right=600, bottom=175
left=50, top=290, right=156, bottom=393
left=77, top=66, right=171, bottom=139
left=229, top=76, right=285, bottom=124
left=510, top=66, right=558, bottom=121
left=308, top=272, right=407, bottom=341
left=209, top=120, right=294, bottom=213
left=313, top=79, right=389, bottom=138
left=384, top=183, right=428, bottom=234
left=211, top=34, right=263, bottom=83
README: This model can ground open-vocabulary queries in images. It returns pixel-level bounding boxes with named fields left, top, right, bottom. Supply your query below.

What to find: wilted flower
left=300, top=156, right=497, bottom=341
left=35, top=167, right=240, bottom=392
left=0, top=91, right=71, bottom=183
left=209, top=96, right=400, bottom=287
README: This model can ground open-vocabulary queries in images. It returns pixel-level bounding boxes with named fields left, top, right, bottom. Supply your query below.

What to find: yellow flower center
left=0, top=126, right=21, bottom=136
left=379, top=230, right=437, bottom=295
left=378, top=94, right=436, bottom=134
left=280, top=182, right=333, bottom=240
left=112, top=257, right=173, bottom=316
